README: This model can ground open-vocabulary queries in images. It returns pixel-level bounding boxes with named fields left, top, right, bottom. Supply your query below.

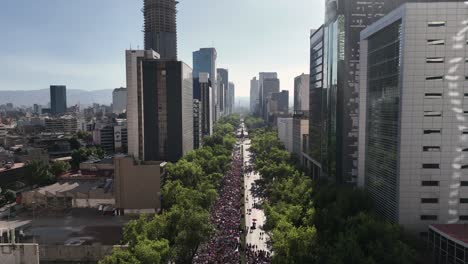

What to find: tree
left=165, top=160, right=204, bottom=188
left=25, top=160, right=54, bottom=186
left=50, top=160, right=71, bottom=177
left=100, top=247, right=141, bottom=264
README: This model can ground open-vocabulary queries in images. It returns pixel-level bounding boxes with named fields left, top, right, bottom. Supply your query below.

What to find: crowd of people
left=193, top=143, right=243, bottom=264
left=246, top=244, right=271, bottom=264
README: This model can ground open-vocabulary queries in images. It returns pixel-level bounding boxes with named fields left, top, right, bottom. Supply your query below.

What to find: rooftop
left=430, top=224, right=468, bottom=247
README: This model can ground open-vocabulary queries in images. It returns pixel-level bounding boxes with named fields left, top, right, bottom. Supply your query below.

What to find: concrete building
left=250, top=77, right=259, bottom=114
left=44, top=116, right=78, bottom=134
left=428, top=224, right=468, bottom=264
left=126, top=50, right=159, bottom=161
left=358, top=2, right=468, bottom=232
left=50, top=85, right=67, bottom=115
left=199, top=73, right=213, bottom=137
left=126, top=50, right=193, bottom=162
left=114, top=157, right=165, bottom=214
left=277, top=117, right=293, bottom=153
left=93, top=123, right=128, bottom=153
left=193, top=99, right=202, bottom=149
left=217, top=68, right=229, bottom=115
left=22, top=180, right=114, bottom=211
left=143, top=0, right=178, bottom=60
left=0, top=244, right=39, bottom=264
left=193, top=48, right=217, bottom=121
left=112, top=87, right=127, bottom=114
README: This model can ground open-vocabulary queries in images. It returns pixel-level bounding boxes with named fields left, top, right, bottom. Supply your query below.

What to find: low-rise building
left=114, top=157, right=165, bottom=214
left=44, top=116, right=78, bottom=134
left=428, top=224, right=468, bottom=264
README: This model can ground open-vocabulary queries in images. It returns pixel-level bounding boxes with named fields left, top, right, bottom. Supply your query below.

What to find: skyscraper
left=143, top=0, right=178, bottom=60
left=217, top=68, right=229, bottom=115
left=50, top=85, right=67, bottom=115
left=358, top=1, right=468, bottom=232
left=293, top=74, right=310, bottom=159
left=250, top=77, right=259, bottom=114
left=308, top=0, right=460, bottom=184
left=193, top=48, right=217, bottom=121
left=126, top=50, right=160, bottom=161
left=258, top=72, right=278, bottom=119
left=199, top=73, right=213, bottom=137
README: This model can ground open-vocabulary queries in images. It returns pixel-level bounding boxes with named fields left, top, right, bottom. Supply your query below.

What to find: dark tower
left=143, top=0, right=178, bottom=60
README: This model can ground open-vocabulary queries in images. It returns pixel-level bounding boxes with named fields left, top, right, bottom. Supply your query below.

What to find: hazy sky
left=0, top=0, right=324, bottom=97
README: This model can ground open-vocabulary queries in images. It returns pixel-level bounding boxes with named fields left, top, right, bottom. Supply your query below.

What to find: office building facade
left=199, top=73, right=213, bottom=137
left=258, top=72, right=278, bottom=118
left=250, top=77, right=259, bottom=114
left=193, top=48, right=217, bottom=121
left=277, top=117, right=293, bottom=153
left=112, top=87, right=127, bottom=114
left=358, top=2, right=468, bottom=232
left=140, top=59, right=193, bottom=162
left=293, top=74, right=310, bottom=159
left=126, top=50, right=160, bottom=161
left=217, top=68, right=229, bottom=115
left=50, top=85, right=67, bottom=115
left=143, top=0, right=178, bottom=60
left=193, top=99, right=202, bottom=149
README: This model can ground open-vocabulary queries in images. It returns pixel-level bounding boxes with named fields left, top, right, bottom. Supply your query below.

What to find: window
left=460, top=198, right=468, bottom=203
left=421, top=198, right=439, bottom=203
left=423, top=146, right=441, bottom=152
left=465, top=93, right=468, bottom=98
left=424, top=130, right=441, bottom=134
left=463, top=130, right=468, bottom=135
left=462, top=148, right=468, bottom=152
left=423, top=164, right=440, bottom=169
left=461, top=181, right=468, bottom=186
left=422, top=181, right=439, bottom=186
left=426, top=76, right=444, bottom=81
left=428, top=21, right=446, bottom=27
left=427, top=39, right=445, bottom=45
left=460, top=215, right=468, bottom=221
left=426, top=57, right=445, bottom=63
left=424, top=111, right=442, bottom=117
left=421, top=215, right=438, bottom=220
left=425, top=93, right=443, bottom=99
left=462, top=165, right=468, bottom=169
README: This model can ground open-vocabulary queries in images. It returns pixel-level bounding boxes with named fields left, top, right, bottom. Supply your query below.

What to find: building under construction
left=143, top=0, right=178, bottom=60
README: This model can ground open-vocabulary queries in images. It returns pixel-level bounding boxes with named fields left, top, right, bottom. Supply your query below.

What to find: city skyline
left=0, top=0, right=323, bottom=97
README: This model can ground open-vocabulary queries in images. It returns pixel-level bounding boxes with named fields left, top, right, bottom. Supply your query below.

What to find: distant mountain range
left=0, top=89, right=113, bottom=107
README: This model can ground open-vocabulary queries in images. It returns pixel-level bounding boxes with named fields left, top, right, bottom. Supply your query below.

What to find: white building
left=126, top=50, right=160, bottom=161
left=112, top=87, right=127, bottom=114
left=358, top=2, right=468, bottom=233
left=277, top=117, right=293, bottom=153
left=293, top=74, right=310, bottom=159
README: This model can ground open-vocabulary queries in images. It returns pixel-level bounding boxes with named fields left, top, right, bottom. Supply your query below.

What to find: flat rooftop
left=0, top=209, right=132, bottom=245
left=430, top=224, right=468, bottom=246
left=0, top=163, right=25, bottom=173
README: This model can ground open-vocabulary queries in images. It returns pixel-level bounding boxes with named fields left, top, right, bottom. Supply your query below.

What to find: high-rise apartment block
left=50, top=85, right=67, bottom=115
left=143, top=0, right=178, bottom=60
left=193, top=48, right=217, bottom=121
left=112, top=87, right=127, bottom=114
left=193, top=99, right=202, bottom=149
left=250, top=77, right=259, bottom=114
left=358, top=2, right=468, bottom=232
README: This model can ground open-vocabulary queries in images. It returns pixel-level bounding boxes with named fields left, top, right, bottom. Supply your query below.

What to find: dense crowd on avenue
left=193, top=142, right=243, bottom=264
left=246, top=244, right=271, bottom=264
